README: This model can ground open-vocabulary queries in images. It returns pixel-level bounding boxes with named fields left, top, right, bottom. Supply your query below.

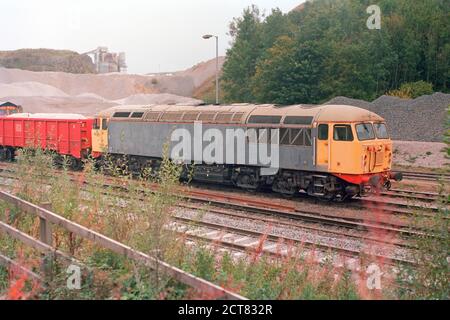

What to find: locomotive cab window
left=102, top=119, right=108, bottom=130
left=356, top=123, right=375, bottom=141
left=374, top=123, right=389, bottom=139
left=333, top=125, right=353, bottom=141
left=318, top=124, right=328, bottom=140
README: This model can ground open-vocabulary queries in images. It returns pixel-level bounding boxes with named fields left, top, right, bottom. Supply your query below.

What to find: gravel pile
left=325, top=93, right=450, bottom=142
left=0, top=81, right=69, bottom=97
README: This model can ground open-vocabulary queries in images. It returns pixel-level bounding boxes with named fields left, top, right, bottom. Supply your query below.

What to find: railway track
left=0, top=162, right=444, bottom=229
left=382, top=188, right=440, bottom=202
left=0, top=163, right=432, bottom=238
left=0, top=162, right=433, bottom=272
left=0, top=161, right=445, bottom=241
left=178, top=202, right=413, bottom=248
left=0, top=173, right=415, bottom=270
left=0, top=161, right=445, bottom=207
left=170, top=214, right=415, bottom=267
left=400, top=170, right=450, bottom=182
left=0, top=168, right=415, bottom=237
left=171, top=218, right=412, bottom=292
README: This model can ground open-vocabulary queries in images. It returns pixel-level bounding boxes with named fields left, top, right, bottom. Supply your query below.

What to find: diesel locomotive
left=0, top=103, right=402, bottom=201
left=90, top=104, right=402, bottom=201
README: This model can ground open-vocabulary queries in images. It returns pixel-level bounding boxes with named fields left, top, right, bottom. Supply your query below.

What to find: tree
left=221, top=5, right=263, bottom=102
left=222, top=0, right=449, bottom=104
left=252, top=36, right=323, bottom=104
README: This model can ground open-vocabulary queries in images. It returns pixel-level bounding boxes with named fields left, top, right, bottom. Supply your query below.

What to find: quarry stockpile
left=0, top=59, right=217, bottom=115
left=326, top=93, right=450, bottom=142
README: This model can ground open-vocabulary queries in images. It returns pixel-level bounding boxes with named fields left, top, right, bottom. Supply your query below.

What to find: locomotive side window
left=284, top=116, right=313, bottom=125
left=113, top=112, right=131, bottom=118
left=279, top=128, right=312, bottom=146
left=356, top=123, right=375, bottom=141
left=131, top=112, right=144, bottom=118
left=102, top=119, right=108, bottom=130
left=93, top=119, right=100, bottom=129
left=291, top=129, right=303, bottom=146
left=318, top=124, right=328, bottom=140
left=280, top=129, right=289, bottom=145
left=248, top=115, right=282, bottom=124
left=333, top=125, right=353, bottom=141
left=374, top=123, right=389, bottom=139
left=304, top=129, right=312, bottom=146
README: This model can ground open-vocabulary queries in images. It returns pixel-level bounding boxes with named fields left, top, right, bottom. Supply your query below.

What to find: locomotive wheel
left=334, top=191, right=348, bottom=202
left=319, top=192, right=335, bottom=202
left=66, top=157, right=83, bottom=171
left=236, top=174, right=260, bottom=191
left=272, top=178, right=297, bottom=196
left=4, top=148, right=14, bottom=162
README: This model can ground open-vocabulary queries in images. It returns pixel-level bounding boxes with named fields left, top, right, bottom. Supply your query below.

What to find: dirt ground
left=393, top=140, right=448, bottom=169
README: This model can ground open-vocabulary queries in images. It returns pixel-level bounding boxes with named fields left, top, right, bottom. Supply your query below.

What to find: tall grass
left=4, top=147, right=445, bottom=300
left=396, top=172, right=449, bottom=298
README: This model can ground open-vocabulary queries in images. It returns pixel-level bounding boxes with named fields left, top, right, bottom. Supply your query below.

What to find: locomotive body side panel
left=96, top=103, right=398, bottom=199
left=107, top=121, right=316, bottom=172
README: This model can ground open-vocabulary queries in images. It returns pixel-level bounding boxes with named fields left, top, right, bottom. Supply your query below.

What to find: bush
left=397, top=189, right=449, bottom=299
left=388, top=81, right=434, bottom=99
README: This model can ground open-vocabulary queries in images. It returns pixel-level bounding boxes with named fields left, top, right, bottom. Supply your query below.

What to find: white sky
left=0, top=0, right=303, bottom=74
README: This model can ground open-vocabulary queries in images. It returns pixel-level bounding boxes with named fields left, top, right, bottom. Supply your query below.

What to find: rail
left=0, top=191, right=246, bottom=300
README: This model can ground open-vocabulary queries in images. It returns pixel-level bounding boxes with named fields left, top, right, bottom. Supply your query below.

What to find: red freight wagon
left=0, top=113, right=93, bottom=167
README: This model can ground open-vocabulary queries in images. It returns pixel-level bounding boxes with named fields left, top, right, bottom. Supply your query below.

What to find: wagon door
left=315, top=123, right=329, bottom=170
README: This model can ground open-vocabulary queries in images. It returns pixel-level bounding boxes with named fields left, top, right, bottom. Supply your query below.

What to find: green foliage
left=221, top=5, right=263, bottom=102
left=222, top=0, right=449, bottom=104
left=175, top=244, right=360, bottom=300
left=252, top=37, right=324, bottom=104
left=445, top=108, right=450, bottom=158
left=388, top=81, right=434, bottom=99
left=0, top=266, right=8, bottom=291
left=397, top=117, right=449, bottom=299
left=398, top=191, right=449, bottom=299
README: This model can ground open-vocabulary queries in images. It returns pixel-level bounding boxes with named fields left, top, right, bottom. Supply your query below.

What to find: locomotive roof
left=97, top=104, right=384, bottom=124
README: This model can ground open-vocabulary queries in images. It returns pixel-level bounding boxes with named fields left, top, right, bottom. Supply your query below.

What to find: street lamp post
left=202, top=34, right=219, bottom=105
